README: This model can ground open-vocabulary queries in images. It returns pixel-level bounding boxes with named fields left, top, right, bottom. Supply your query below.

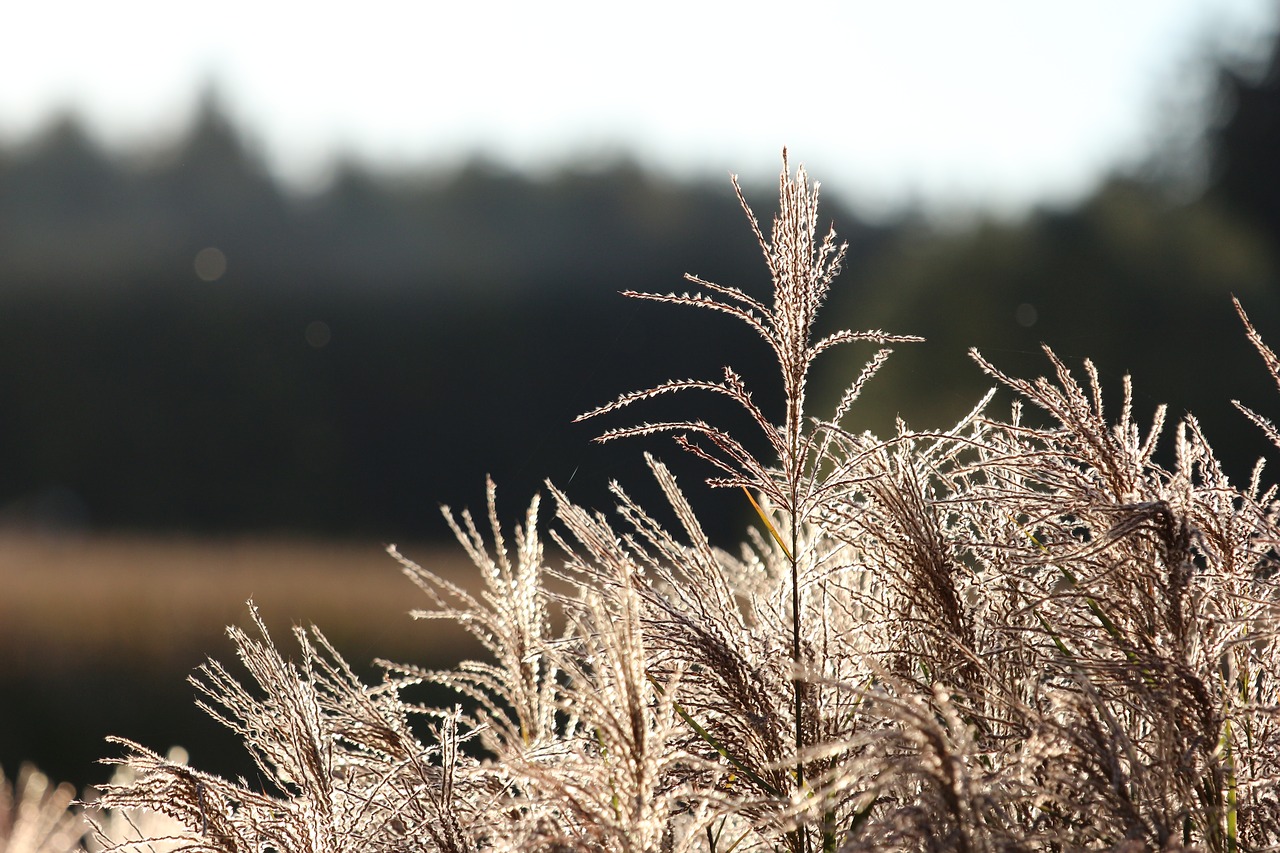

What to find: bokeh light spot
left=305, top=320, right=332, bottom=348
left=1015, top=303, right=1038, bottom=328
left=193, top=247, right=227, bottom=282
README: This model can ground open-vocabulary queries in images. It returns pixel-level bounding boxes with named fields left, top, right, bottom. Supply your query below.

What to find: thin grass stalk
left=744, top=485, right=808, bottom=851
left=791, top=522, right=806, bottom=853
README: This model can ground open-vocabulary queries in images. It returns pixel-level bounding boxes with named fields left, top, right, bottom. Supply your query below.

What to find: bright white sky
left=1, top=0, right=1275, bottom=217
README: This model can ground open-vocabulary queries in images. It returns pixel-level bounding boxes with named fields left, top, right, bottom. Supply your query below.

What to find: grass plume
left=88, top=153, right=1280, bottom=852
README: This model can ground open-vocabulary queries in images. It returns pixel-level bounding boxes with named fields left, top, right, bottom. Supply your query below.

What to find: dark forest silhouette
left=3, top=40, right=1280, bottom=547
left=0, top=90, right=893, bottom=543
left=5, top=59, right=1280, bottom=545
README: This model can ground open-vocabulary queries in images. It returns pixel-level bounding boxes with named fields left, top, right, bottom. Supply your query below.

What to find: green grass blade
left=649, top=673, right=783, bottom=798
left=743, top=486, right=793, bottom=562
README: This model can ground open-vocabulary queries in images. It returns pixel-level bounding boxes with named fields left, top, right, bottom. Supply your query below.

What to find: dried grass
left=73, top=153, right=1280, bottom=852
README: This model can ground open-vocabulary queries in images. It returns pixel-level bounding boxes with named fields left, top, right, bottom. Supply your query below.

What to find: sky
left=1, top=0, right=1276, bottom=217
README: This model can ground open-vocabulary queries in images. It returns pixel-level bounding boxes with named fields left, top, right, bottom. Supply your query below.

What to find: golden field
left=0, top=531, right=481, bottom=677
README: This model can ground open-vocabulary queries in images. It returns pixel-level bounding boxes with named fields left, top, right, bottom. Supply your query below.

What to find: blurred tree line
left=0, top=90, right=888, bottom=543
left=824, top=33, right=1280, bottom=484
left=2, top=28, right=1280, bottom=545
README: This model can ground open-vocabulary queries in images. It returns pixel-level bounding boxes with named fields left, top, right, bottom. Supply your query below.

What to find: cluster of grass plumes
left=92, top=154, right=1280, bottom=852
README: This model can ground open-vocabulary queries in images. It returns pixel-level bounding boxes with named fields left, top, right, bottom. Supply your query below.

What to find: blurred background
left=3, top=0, right=1280, bottom=791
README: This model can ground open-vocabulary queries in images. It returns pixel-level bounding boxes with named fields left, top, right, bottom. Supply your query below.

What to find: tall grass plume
left=87, top=153, right=1280, bottom=852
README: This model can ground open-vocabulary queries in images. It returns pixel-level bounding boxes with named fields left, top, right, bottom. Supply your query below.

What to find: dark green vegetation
left=0, top=93, right=884, bottom=544
left=3, top=34, right=1280, bottom=545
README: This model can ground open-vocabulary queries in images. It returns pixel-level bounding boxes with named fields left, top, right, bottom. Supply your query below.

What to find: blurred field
left=0, top=532, right=482, bottom=674
left=0, top=531, right=483, bottom=789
